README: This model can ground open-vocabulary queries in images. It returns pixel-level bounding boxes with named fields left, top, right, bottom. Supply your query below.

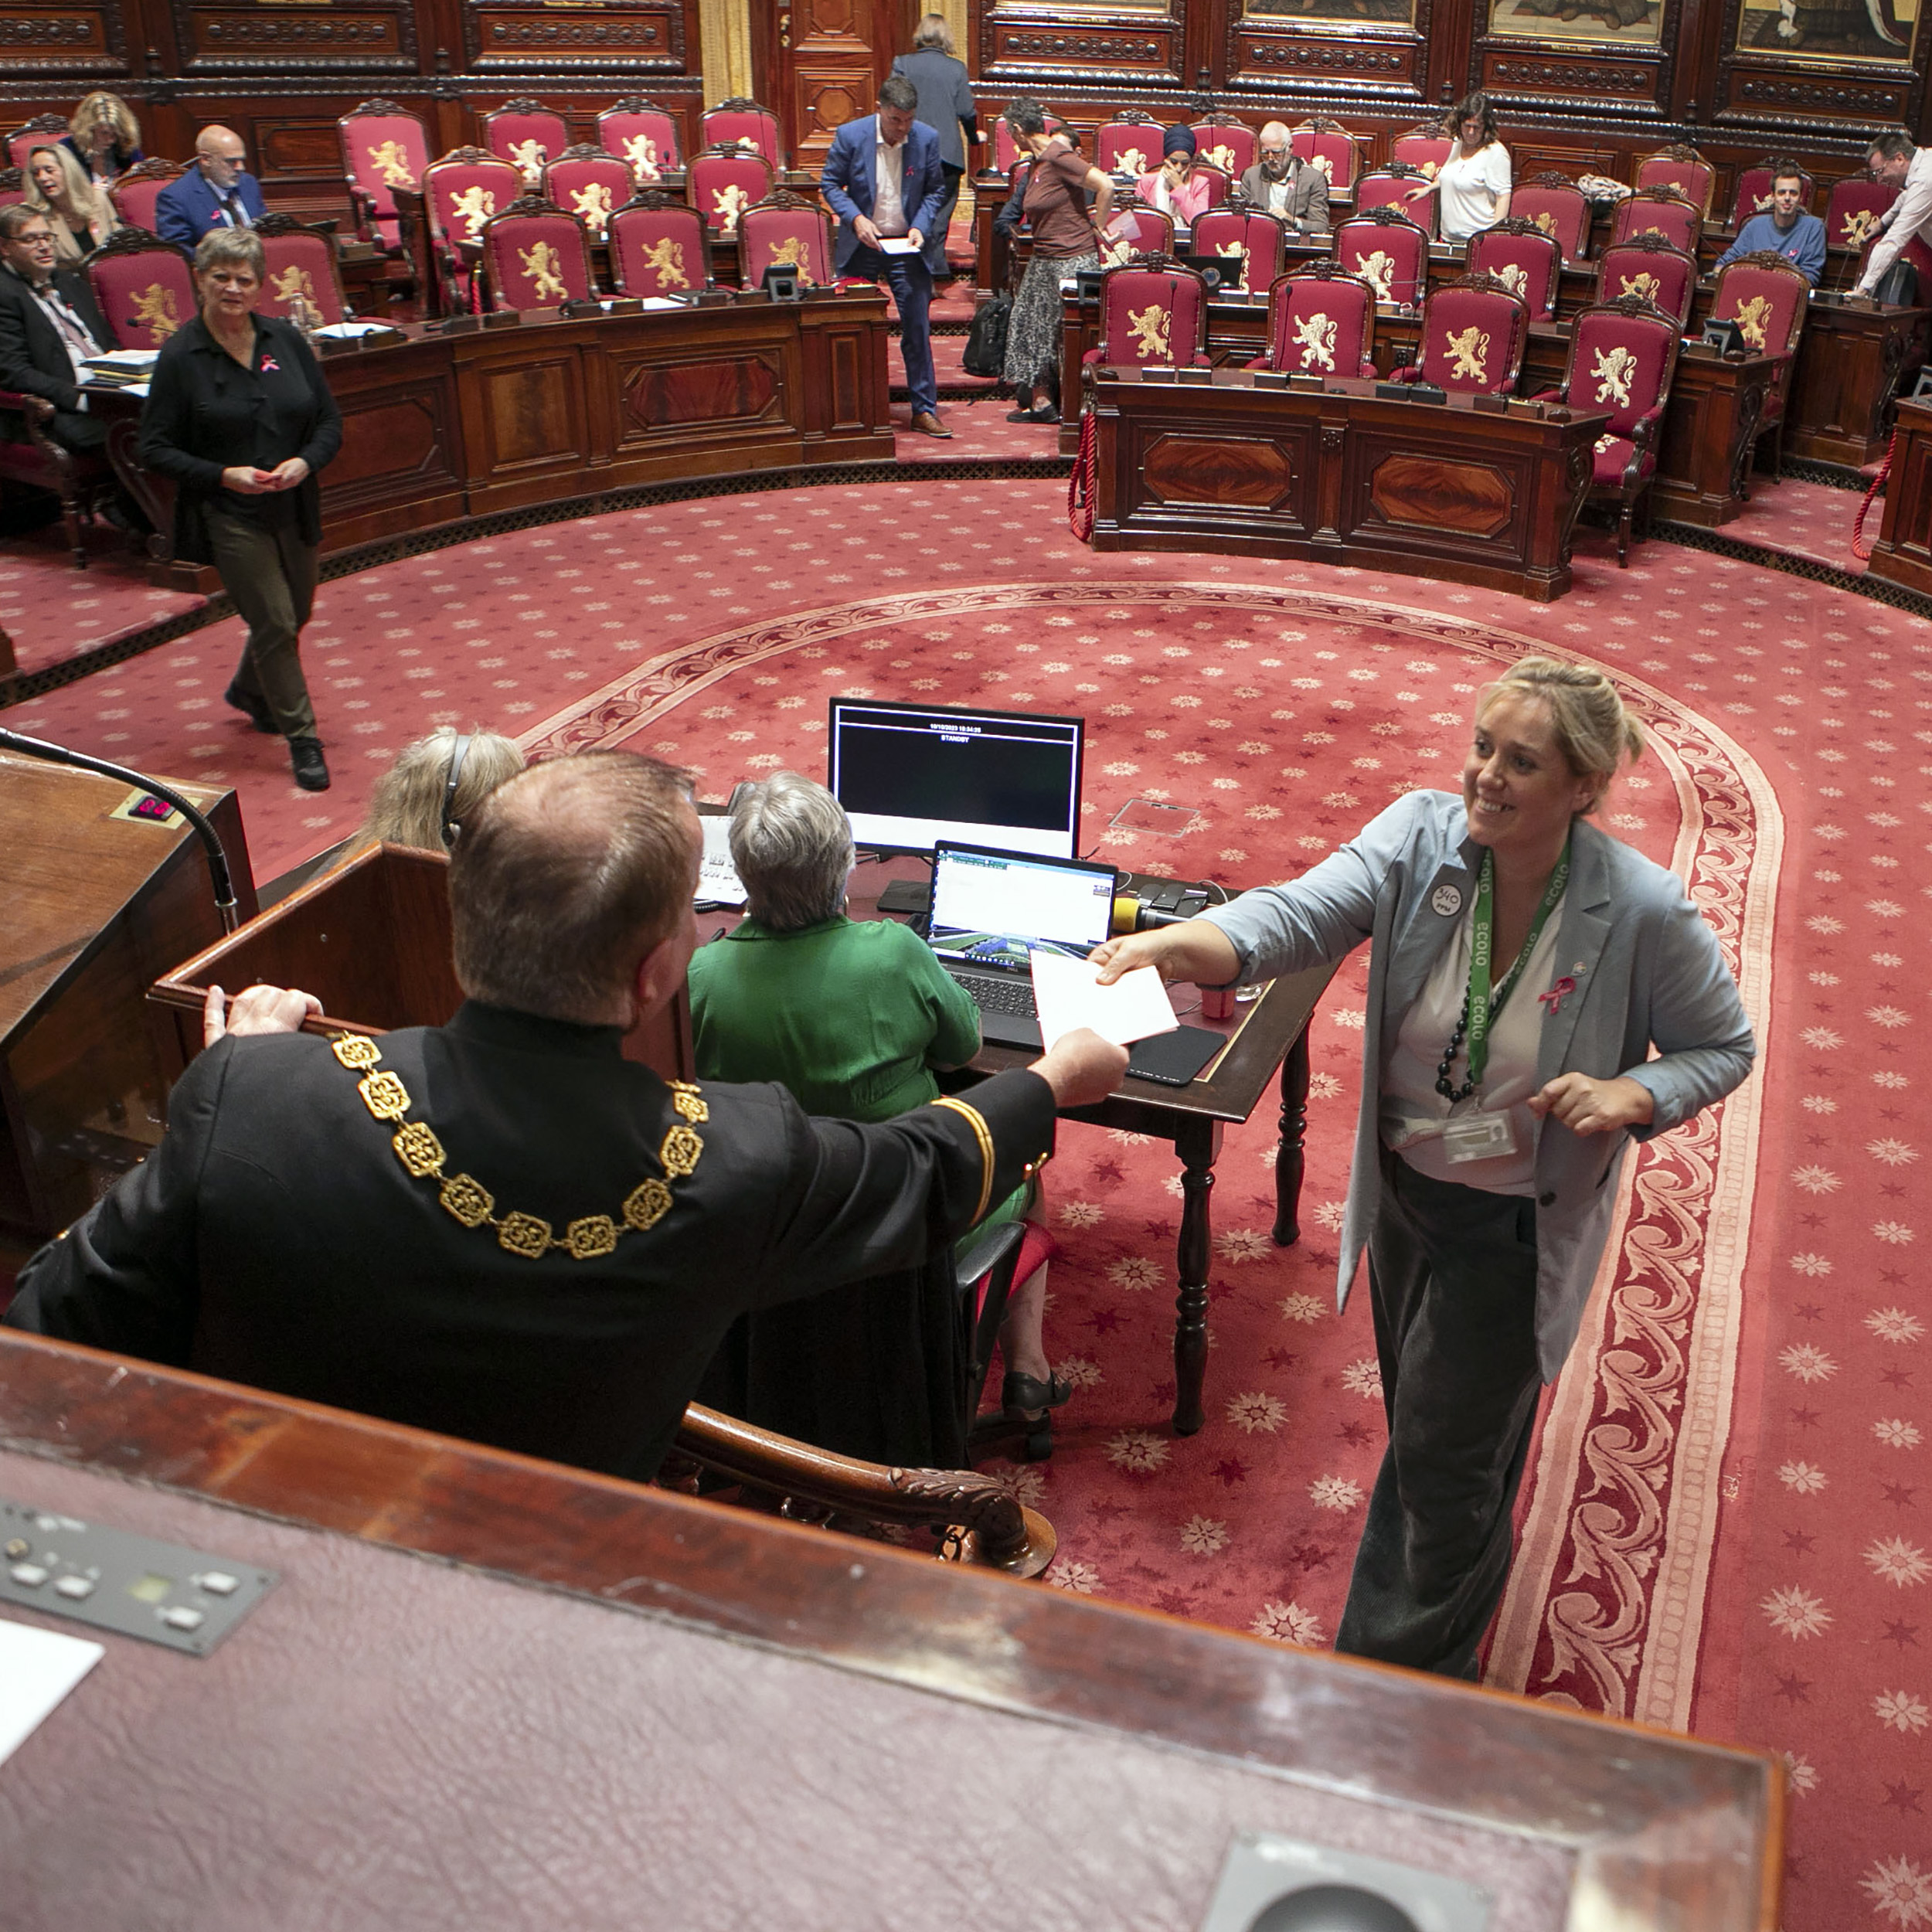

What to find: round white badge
left=1430, top=884, right=1464, bottom=917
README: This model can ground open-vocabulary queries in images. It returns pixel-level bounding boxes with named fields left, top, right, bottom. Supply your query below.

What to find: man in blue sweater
left=1715, top=166, right=1827, bottom=286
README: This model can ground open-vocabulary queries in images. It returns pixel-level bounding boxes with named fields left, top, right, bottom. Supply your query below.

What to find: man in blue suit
left=820, top=77, right=951, bottom=437
left=155, top=127, right=267, bottom=257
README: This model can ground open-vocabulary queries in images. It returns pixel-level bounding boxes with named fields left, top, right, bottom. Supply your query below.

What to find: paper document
left=310, top=321, right=387, bottom=339
left=1029, top=951, right=1179, bottom=1050
left=0, top=1618, right=102, bottom=1766
left=876, top=236, right=920, bottom=256
left=638, top=297, right=685, bottom=311
left=82, top=349, right=158, bottom=369
left=696, top=815, right=747, bottom=906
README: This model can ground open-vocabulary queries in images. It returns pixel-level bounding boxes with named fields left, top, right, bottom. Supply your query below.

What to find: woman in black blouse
left=138, top=227, right=342, bottom=791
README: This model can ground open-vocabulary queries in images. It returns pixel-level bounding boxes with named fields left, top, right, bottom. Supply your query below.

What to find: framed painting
left=1243, top=0, right=1417, bottom=26
left=1486, top=0, right=1664, bottom=43
left=1733, top=0, right=1920, bottom=59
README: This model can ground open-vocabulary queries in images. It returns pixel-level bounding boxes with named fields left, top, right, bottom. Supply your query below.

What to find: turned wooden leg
left=1172, top=1117, right=1223, bottom=1435
left=1273, top=1022, right=1311, bottom=1247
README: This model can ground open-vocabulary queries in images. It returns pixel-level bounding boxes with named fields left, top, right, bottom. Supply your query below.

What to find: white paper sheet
left=876, top=237, right=920, bottom=255
left=695, top=815, right=747, bottom=906
left=82, top=349, right=158, bottom=369
left=1029, top=951, right=1178, bottom=1050
left=310, top=321, right=388, bottom=339
left=638, top=297, right=685, bottom=311
left=0, top=1618, right=103, bottom=1766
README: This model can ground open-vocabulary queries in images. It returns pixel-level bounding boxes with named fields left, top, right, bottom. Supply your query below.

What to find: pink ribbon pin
left=1539, top=976, right=1577, bottom=1017
left=260, top=355, right=280, bottom=372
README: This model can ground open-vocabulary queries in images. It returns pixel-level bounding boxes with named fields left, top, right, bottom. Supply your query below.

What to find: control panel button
left=160, top=1605, right=205, bottom=1632
left=9, top=1563, right=49, bottom=1587
left=194, top=1571, right=240, bottom=1597
left=2, top=1537, right=28, bottom=1560
left=53, top=1575, right=96, bottom=1600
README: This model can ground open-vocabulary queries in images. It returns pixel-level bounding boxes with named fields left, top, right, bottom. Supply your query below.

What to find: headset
left=439, top=732, right=472, bottom=849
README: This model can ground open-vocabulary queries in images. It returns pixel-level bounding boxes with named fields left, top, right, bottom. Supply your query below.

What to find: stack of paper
left=1029, top=951, right=1179, bottom=1050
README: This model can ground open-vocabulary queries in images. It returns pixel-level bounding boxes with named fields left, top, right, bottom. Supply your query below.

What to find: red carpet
left=4, top=474, right=1930, bottom=1927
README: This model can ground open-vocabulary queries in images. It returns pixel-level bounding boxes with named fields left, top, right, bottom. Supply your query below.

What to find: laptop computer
left=924, top=842, right=1119, bottom=1049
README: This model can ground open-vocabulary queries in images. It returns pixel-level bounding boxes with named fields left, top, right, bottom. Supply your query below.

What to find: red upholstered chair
left=737, top=187, right=832, bottom=288
left=1099, top=192, right=1175, bottom=268
left=1593, top=233, right=1697, bottom=327
left=1190, top=207, right=1286, bottom=294
left=1332, top=207, right=1427, bottom=308
left=1251, top=262, right=1377, bottom=380
left=688, top=145, right=774, bottom=242
left=1826, top=175, right=1897, bottom=257
left=108, top=159, right=185, bottom=234
left=701, top=99, right=782, bottom=170
left=1538, top=296, right=1681, bottom=565
left=87, top=230, right=196, bottom=348
left=1083, top=258, right=1212, bottom=378
left=1291, top=120, right=1361, bottom=200
left=543, top=145, right=632, bottom=241
left=1729, top=158, right=1814, bottom=233
left=0, top=166, right=27, bottom=212
left=423, top=148, right=522, bottom=312
left=1354, top=164, right=1434, bottom=230
left=1466, top=217, right=1561, bottom=321
left=482, top=100, right=570, bottom=189
left=1097, top=113, right=1162, bottom=180
left=1392, top=124, right=1453, bottom=181
left=1710, top=250, right=1809, bottom=478
left=1512, top=173, right=1591, bottom=261
left=992, top=115, right=1063, bottom=175
left=7, top=114, right=69, bottom=172
left=1634, top=144, right=1714, bottom=220
left=479, top=196, right=594, bottom=311
left=608, top=193, right=709, bottom=295
left=253, top=213, right=349, bottom=325
left=1391, top=273, right=1528, bottom=396
left=1610, top=189, right=1700, bottom=253
left=1191, top=116, right=1256, bottom=181
left=0, top=386, right=113, bottom=566
left=338, top=98, right=430, bottom=253
left=598, top=98, right=682, bottom=185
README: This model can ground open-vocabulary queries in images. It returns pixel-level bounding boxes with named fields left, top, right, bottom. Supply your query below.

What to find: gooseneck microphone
left=0, top=726, right=242, bottom=933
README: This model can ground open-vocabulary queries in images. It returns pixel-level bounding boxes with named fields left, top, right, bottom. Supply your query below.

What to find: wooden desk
left=1087, top=366, right=1607, bottom=603
left=94, top=291, right=896, bottom=592
left=1784, top=293, right=1930, bottom=467
left=1649, top=343, right=1779, bottom=527
left=1866, top=393, right=1932, bottom=596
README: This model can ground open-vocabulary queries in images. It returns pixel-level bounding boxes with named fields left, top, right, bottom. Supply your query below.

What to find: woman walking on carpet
left=1093, top=658, right=1754, bottom=1679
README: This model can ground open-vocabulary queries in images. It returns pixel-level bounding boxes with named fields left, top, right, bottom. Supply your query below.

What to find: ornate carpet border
left=519, top=580, right=1772, bottom=1732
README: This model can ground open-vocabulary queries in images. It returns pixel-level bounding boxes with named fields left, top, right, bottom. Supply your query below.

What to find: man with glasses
left=155, top=125, right=267, bottom=257
left=1239, top=122, right=1330, bottom=239
left=0, top=204, right=114, bottom=456
left=1855, top=131, right=1932, bottom=301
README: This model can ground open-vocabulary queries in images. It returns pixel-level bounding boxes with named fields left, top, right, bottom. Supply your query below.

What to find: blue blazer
left=154, top=168, right=267, bottom=256
left=1203, top=791, right=1755, bottom=1380
left=819, top=117, right=945, bottom=274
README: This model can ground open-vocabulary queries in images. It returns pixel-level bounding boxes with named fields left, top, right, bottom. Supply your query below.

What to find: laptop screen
left=826, top=699, right=1084, bottom=859
left=927, top=843, right=1117, bottom=973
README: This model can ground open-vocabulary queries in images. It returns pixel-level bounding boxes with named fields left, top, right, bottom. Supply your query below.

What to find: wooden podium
left=0, top=750, right=255, bottom=1248
left=147, top=839, right=691, bottom=1085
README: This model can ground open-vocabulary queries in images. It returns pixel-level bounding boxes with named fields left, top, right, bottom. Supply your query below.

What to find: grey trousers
left=1334, top=1148, right=1544, bottom=1679
left=206, top=506, right=318, bottom=740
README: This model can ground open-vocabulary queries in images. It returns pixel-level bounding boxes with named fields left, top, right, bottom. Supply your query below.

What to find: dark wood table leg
left=1273, top=1021, right=1311, bottom=1247
left=1172, top=1116, right=1224, bottom=1436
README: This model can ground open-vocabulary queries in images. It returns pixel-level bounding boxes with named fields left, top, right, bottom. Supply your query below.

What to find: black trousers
left=1334, top=1149, right=1544, bottom=1679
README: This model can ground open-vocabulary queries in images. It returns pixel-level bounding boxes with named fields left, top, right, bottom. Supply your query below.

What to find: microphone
left=0, top=726, right=242, bottom=932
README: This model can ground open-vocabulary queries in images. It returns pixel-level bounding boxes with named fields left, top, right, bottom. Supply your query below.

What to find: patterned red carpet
left=4, top=478, right=1930, bottom=1928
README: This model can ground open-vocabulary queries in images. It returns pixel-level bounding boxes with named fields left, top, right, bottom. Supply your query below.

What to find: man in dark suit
left=0, top=203, right=114, bottom=454
left=5, top=751, right=1126, bottom=1485
left=821, top=77, right=951, bottom=438
left=154, top=125, right=267, bottom=257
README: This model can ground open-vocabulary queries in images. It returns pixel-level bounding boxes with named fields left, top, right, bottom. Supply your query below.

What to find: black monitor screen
left=826, top=699, right=1085, bottom=859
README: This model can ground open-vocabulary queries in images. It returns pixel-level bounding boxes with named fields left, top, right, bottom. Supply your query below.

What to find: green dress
left=689, top=914, right=1027, bottom=1466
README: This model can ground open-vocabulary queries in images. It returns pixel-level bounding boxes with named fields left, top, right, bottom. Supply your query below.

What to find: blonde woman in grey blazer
left=1094, top=659, right=1753, bottom=1679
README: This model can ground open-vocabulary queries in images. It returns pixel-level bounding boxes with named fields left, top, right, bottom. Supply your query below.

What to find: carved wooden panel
left=175, top=0, right=416, bottom=72
left=1142, top=432, right=1296, bottom=510
left=987, top=16, right=1182, bottom=83
left=795, top=70, right=870, bottom=151
left=619, top=352, right=781, bottom=431
left=465, top=2, right=684, bottom=71
left=1366, top=451, right=1512, bottom=535
left=478, top=355, right=585, bottom=469
left=825, top=326, right=864, bottom=429
left=1718, top=60, right=1913, bottom=127
left=0, top=8, right=121, bottom=73
left=328, top=390, right=451, bottom=494
left=1225, top=0, right=1430, bottom=100
left=252, top=119, right=357, bottom=179
left=1714, top=0, right=1925, bottom=128
left=1479, top=48, right=1664, bottom=110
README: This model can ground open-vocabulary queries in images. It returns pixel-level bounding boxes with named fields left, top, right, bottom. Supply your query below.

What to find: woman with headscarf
left=1094, top=659, right=1753, bottom=1679
left=1135, top=124, right=1218, bottom=230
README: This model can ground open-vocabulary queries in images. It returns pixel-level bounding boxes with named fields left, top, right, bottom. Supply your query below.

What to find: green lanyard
left=1464, top=838, right=1569, bottom=1090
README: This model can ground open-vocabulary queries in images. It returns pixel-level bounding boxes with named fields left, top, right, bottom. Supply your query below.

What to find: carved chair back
left=1730, top=158, right=1815, bottom=233
left=598, top=99, right=682, bottom=185
left=7, top=114, right=70, bottom=173
left=108, top=158, right=185, bottom=234
left=1826, top=175, right=1897, bottom=253
left=1411, top=273, right=1528, bottom=395
left=1465, top=217, right=1562, bottom=320
left=1511, top=173, right=1590, bottom=260
left=1100, top=192, right=1175, bottom=268
left=738, top=189, right=832, bottom=288
left=338, top=100, right=430, bottom=252
left=701, top=100, right=783, bottom=171
left=480, top=197, right=594, bottom=310
left=1093, top=258, right=1211, bottom=369
left=1354, top=163, right=1433, bottom=231
left=607, top=194, right=709, bottom=296
left=1710, top=250, right=1808, bottom=423
left=1190, top=117, right=1256, bottom=179
left=1564, top=297, right=1680, bottom=446
left=688, top=146, right=775, bottom=240
left=1391, top=126, right=1452, bottom=180
left=1190, top=207, right=1286, bottom=293
left=253, top=213, right=349, bottom=325
left=1263, top=263, right=1375, bottom=379
left=422, top=149, right=522, bottom=249
left=1610, top=189, right=1700, bottom=253
left=543, top=146, right=632, bottom=241
left=1096, top=112, right=1162, bottom=180
left=87, top=230, right=196, bottom=349
left=0, top=165, right=22, bottom=211
left=1332, top=206, right=1427, bottom=308
left=992, top=115, right=1063, bottom=175
left=1593, top=233, right=1697, bottom=326
left=481, top=100, right=570, bottom=190
left=1633, top=144, right=1714, bottom=218
left=1290, top=120, right=1361, bottom=196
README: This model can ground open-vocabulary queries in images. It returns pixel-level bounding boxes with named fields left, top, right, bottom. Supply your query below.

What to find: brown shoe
left=910, top=410, right=953, bottom=439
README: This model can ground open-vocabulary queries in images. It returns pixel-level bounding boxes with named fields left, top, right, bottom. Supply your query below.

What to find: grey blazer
left=1203, top=791, right=1754, bottom=1379
left=1238, top=158, right=1331, bottom=236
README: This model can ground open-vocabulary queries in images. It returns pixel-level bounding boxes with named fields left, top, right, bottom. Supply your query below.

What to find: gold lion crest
left=450, top=184, right=495, bottom=240
left=519, top=240, right=568, bottom=302
left=1116, top=145, right=1148, bottom=177
left=270, top=264, right=316, bottom=308
left=1732, top=293, right=1773, bottom=351
left=509, top=137, right=546, bottom=185
left=767, top=235, right=816, bottom=284
left=1215, top=240, right=1249, bottom=288
left=1204, top=143, right=1235, bottom=173
left=641, top=236, right=687, bottom=290
left=1619, top=270, right=1662, bottom=304
left=1292, top=311, right=1337, bottom=372
left=1352, top=250, right=1394, bottom=302
left=131, top=283, right=180, bottom=341
left=1842, top=208, right=1880, bottom=248
left=1493, top=263, right=1528, bottom=299
left=622, top=133, right=662, bottom=182
left=570, top=182, right=614, bottom=235
left=1445, top=324, right=1489, bottom=383
left=1127, top=302, right=1172, bottom=361
left=1531, top=211, right=1557, bottom=236
left=366, top=139, right=416, bottom=189
left=711, top=182, right=750, bottom=236
left=1592, top=344, right=1637, bottom=409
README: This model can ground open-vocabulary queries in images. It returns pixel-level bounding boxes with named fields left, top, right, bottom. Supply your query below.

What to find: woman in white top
left=1408, top=92, right=1512, bottom=244
left=1091, top=659, right=1753, bottom=1679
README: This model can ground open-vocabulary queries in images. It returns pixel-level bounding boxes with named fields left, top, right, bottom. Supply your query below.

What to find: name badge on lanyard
left=1442, top=1108, right=1520, bottom=1164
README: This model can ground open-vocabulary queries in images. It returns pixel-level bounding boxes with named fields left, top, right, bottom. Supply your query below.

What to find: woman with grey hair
left=139, top=226, right=342, bottom=791
left=689, top=772, right=1067, bottom=1464
left=891, top=14, right=978, bottom=281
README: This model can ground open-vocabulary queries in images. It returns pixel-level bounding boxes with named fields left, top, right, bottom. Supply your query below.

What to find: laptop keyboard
left=948, top=971, right=1039, bottom=1020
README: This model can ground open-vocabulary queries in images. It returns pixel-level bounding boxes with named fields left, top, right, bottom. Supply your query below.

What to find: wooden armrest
left=0, top=386, right=53, bottom=420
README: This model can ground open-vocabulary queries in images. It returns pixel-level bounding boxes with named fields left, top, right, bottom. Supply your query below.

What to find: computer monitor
left=826, top=699, right=1085, bottom=859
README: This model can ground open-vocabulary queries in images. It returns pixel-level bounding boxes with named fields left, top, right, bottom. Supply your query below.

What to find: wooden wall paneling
left=1222, top=0, right=1429, bottom=111
left=457, top=329, right=594, bottom=509
left=1712, top=0, right=1927, bottom=134
left=766, top=0, right=903, bottom=172
left=461, top=0, right=688, bottom=75
left=169, top=0, right=417, bottom=76
left=0, top=2, right=131, bottom=81
left=314, top=342, right=468, bottom=549
left=981, top=2, right=1187, bottom=94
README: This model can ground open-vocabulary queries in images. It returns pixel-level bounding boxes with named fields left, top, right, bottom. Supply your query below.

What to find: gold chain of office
left=330, top=1033, right=706, bottom=1261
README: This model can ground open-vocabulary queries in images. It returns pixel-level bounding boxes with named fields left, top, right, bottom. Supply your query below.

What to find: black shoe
left=1002, top=1370, right=1072, bottom=1419
left=224, top=682, right=277, bottom=735
left=1005, top=406, right=1060, bottom=424
left=289, top=736, right=330, bottom=791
